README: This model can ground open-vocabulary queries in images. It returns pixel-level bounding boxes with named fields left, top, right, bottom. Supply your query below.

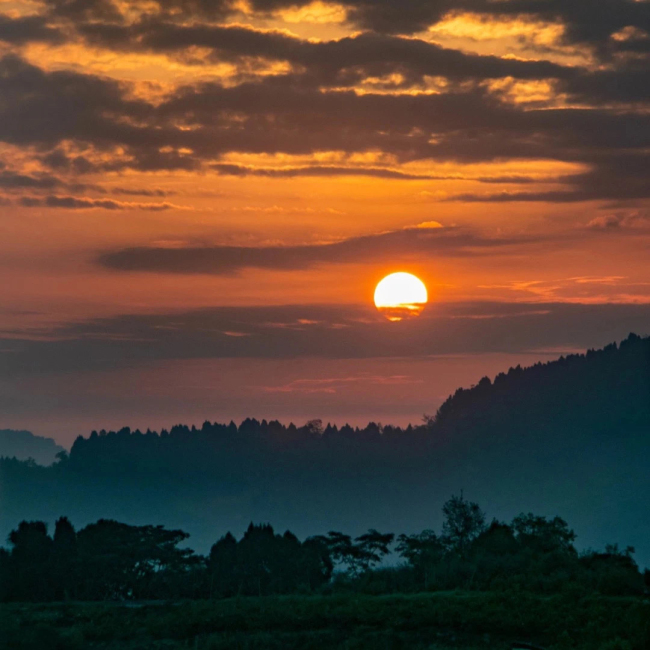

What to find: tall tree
left=354, top=529, right=394, bottom=573
left=512, top=514, right=576, bottom=554
left=209, top=532, right=238, bottom=598
left=52, top=516, right=78, bottom=600
left=442, top=493, right=486, bottom=557
left=396, top=530, right=443, bottom=589
left=7, top=521, right=53, bottom=601
left=76, top=519, right=198, bottom=600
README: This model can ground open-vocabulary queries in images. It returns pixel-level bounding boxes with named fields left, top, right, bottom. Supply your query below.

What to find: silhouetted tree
left=209, top=532, right=238, bottom=597
left=580, top=545, right=644, bottom=595
left=6, top=521, right=53, bottom=601
left=0, top=500, right=646, bottom=602
left=442, top=493, right=486, bottom=556
left=301, top=535, right=334, bottom=590
left=208, top=524, right=333, bottom=597
left=76, top=519, right=198, bottom=600
left=396, top=530, right=443, bottom=589
left=314, top=529, right=393, bottom=577
left=512, top=513, right=576, bottom=554
left=52, top=516, right=77, bottom=600
left=465, top=521, right=521, bottom=590
left=313, top=531, right=356, bottom=573
left=354, top=529, right=394, bottom=573
left=237, top=523, right=277, bottom=596
left=0, top=548, right=11, bottom=602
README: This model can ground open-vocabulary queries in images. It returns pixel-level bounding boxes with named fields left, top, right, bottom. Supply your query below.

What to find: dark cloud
left=98, top=225, right=560, bottom=275
left=19, top=194, right=179, bottom=210
left=40, top=150, right=97, bottom=175
left=43, top=0, right=125, bottom=23
left=447, top=191, right=582, bottom=203
left=78, top=22, right=574, bottom=87
left=485, top=0, right=650, bottom=55
left=0, top=169, right=172, bottom=198
left=155, top=78, right=650, bottom=200
left=110, top=187, right=176, bottom=197
left=4, top=0, right=650, bottom=58
left=2, top=301, right=649, bottom=375
left=246, top=0, right=650, bottom=51
left=211, top=163, right=543, bottom=182
left=0, top=0, right=648, bottom=203
left=0, top=170, right=63, bottom=191
left=73, top=17, right=649, bottom=115
left=587, top=211, right=650, bottom=230
left=564, top=68, right=650, bottom=104
left=0, top=55, right=152, bottom=149
left=0, top=14, right=64, bottom=44
left=212, top=163, right=437, bottom=180
left=18, top=196, right=43, bottom=207
left=448, top=152, right=650, bottom=203
left=61, top=0, right=650, bottom=52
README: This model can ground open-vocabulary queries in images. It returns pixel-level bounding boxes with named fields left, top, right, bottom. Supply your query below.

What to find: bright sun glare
left=374, top=272, right=428, bottom=321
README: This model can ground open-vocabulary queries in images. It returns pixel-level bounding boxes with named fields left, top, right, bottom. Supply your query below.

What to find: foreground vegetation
left=2, top=496, right=648, bottom=649
left=2, top=494, right=648, bottom=603
left=2, top=591, right=649, bottom=650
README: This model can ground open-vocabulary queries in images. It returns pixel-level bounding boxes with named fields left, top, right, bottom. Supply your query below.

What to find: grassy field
left=1, top=592, right=648, bottom=650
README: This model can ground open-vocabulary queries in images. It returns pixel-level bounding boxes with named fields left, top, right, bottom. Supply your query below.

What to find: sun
left=374, top=272, right=428, bottom=321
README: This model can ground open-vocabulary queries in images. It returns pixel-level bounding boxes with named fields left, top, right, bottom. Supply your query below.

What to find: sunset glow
left=0, top=0, right=648, bottom=436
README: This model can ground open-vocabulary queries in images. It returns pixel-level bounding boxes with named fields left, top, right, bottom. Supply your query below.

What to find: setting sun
left=374, top=272, right=428, bottom=321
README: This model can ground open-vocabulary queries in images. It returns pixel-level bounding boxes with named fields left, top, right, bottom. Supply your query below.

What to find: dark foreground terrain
left=1, top=592, right=648, bottom=650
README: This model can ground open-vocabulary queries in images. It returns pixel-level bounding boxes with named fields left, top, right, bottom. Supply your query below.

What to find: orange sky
left=1, top=0, right=649, bottom=440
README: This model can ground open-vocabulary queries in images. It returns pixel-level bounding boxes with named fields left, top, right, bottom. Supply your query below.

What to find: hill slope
left=434, top=333, right=649, bottom=435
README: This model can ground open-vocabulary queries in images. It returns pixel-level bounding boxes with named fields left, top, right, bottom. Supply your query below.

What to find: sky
left=1, top=0, right=649, bottom=445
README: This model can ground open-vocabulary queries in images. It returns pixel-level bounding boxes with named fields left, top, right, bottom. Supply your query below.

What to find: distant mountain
left=1, top=334, right=648, bottom=566
left=0, top=430, right=65, bottom=466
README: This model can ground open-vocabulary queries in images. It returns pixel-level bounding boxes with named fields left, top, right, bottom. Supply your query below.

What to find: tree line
left=48, top=333, right=650, bottom=472
left=1, top=494, right=647, bottom=602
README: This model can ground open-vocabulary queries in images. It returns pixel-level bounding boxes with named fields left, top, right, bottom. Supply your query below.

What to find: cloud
left=211, top=163, right=550, bottom=182
left=0, top=0, right=648, bottom=204
left=0, top=54, right=152, bottom=150
left=0, top=170, right=64, bottom=191
left=18, top=195, right=184, bottom=211
left=98, top=225, right=548, bottom=274
left=263, top=374, right=423, bottom=394
left=3, top=0, right=649, bottom=59
left=34, top=0, right=650, bottom=54
left=45, top=0, right=126, bottom=23
left=258, top=0, right=650, bottom=51
left=2, top=301, right=649, bottom=375
left=445, top=152, right=650, bottom=203
left=78, top=22, right=575, bottom=87
left=587, top=212, right=650, bottom=230
left=0, top=170, right=176, bottom=200
left=0, top=14, right=64, bottom=45
left=110, top=187, right=176, bottom=197
left=211, top=163, right=437, bottom=180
